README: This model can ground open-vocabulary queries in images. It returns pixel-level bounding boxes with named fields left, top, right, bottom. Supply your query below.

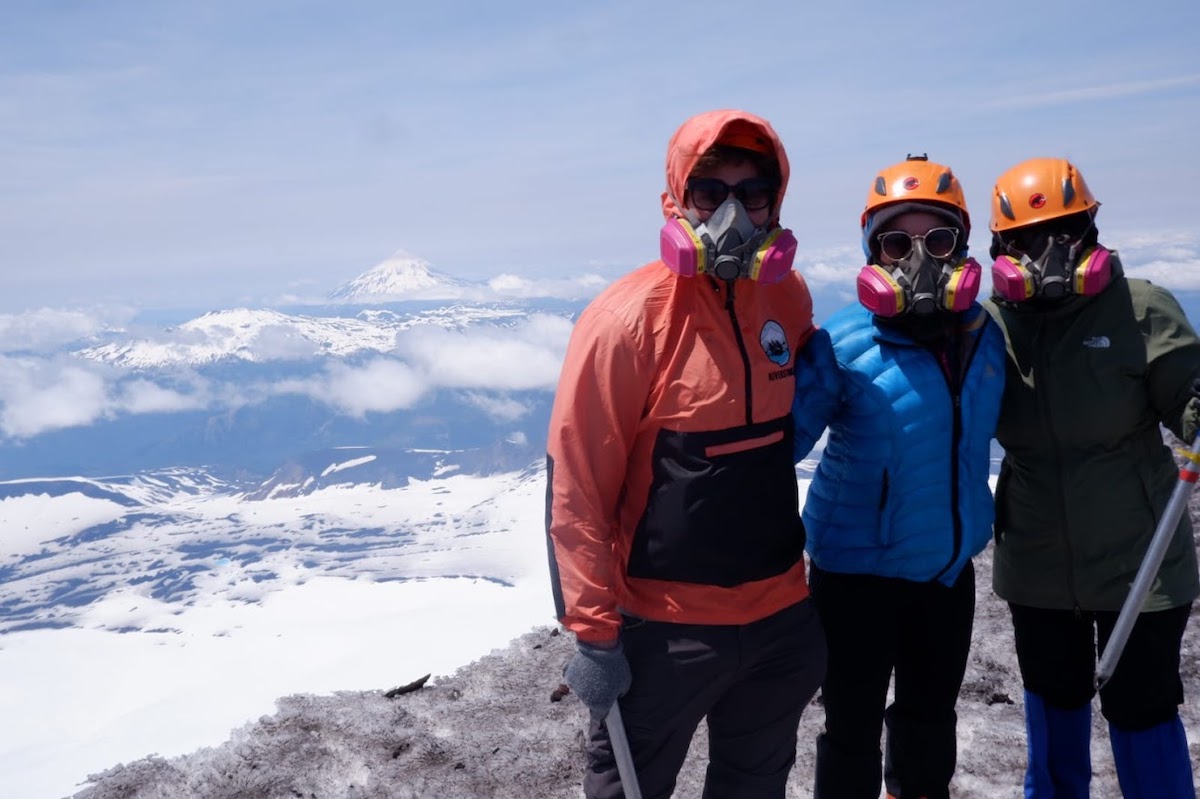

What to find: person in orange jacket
left=545, top=109, right=828, bottom=797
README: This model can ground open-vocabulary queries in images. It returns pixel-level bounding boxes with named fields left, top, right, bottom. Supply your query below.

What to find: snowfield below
left=4, top=458, right=1200, bottom=798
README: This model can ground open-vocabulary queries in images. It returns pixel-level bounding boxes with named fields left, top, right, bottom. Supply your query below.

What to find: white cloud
left=0, top=307, right=128, bottom=354
left=252, top=313, right=575, bottom=417
left=1123, top=260, right=1200, bottom=291
left=464, top=392, right=533, bottom=422
left=395, top=314, right=573, bottom=392
left=257, top=313, right=576, bottom=417
left=487, top=273, right=610, bottom=300
left=488, top=275, right=532, bottom=293
left=1113, top=230, right=1200, bottom=291
left=793, top=246, right=863, bottom=289
left=0, top=309, right=581, bottom=437
left=0, top=356, right=216, bottom=438
left=0, top=356, right=111, bottom=437
left=274, top=359, right=429, bottom=417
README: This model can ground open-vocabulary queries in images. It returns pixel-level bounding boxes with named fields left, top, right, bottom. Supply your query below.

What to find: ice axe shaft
left=1096, top=432, right=1200, bottom=690
left=606, top=702, right=643, bottom=799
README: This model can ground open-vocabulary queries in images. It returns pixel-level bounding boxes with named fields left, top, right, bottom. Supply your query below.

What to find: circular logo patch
left=903, top=177, right=920, bottom=191
left=1029, top=193, right=1047, bottom=209
left=759, top=321, right=790, bottom=366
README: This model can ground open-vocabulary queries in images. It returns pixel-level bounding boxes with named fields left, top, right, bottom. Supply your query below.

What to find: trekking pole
left=1096, top=432, right=1200, bottom=690
left=606, top=702, right=643, bottom=799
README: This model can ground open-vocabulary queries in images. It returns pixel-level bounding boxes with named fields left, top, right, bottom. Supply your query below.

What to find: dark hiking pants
left=1008, top=602, right=1190, bottom=729
left=583, top=599, right=827, bottom=799
left=809, top=561, right=976, bottom=799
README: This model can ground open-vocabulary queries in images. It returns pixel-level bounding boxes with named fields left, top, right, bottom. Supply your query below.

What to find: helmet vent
left=936, top=172, right=952, bottom=195
left=874, top=177, right=887, bottom=196
left=998, top=192, right=1015, bottom=221
left=1062, top=178, right=1076, bottom=207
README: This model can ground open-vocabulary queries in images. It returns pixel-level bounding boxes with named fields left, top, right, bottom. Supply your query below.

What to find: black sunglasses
left=1001, top=219, right=1090, bottom=257
left=876, top=226, right=959, bottom=261
left=686, top=176, right=776, bottom=212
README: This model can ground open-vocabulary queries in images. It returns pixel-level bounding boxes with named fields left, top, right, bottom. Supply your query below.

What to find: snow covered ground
left=0, top=466, right=555, bottom=798
left=4, top=461, right=1200, bottom=798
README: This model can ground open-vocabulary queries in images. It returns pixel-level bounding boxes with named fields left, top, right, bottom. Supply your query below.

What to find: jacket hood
left=660, top=109, right=790, bottom=225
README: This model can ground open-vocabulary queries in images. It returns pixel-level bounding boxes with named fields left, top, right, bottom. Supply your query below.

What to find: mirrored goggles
left=686, top=176, right=776, bottom=212
left=876, top=226, right=959, bottom=261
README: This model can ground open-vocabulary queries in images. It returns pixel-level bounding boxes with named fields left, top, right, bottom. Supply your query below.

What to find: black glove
left=564, top=640, right=631, bottom=716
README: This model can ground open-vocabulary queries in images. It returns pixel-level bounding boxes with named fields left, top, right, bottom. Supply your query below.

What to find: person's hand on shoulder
left=793, top=327, right=843, bottom=460
left=564, top=639, right=632, bottom=717
left=798, top=327, right=838, bottom=380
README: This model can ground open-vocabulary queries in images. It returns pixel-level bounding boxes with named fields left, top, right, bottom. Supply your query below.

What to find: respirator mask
left=660, top=177, right=796, bottom=283
left=856, top=225, right=981, bottom=317
left=991, top=227, right=1112, bottom=303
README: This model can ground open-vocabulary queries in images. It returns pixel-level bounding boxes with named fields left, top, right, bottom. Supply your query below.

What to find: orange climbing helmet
left=861, top=154, right=970, bottom=260
left=990, top=157, right=1099, bottom=233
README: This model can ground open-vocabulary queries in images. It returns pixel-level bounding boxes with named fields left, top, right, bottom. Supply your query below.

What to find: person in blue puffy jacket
left=792, top=154, right=1006, bottom=799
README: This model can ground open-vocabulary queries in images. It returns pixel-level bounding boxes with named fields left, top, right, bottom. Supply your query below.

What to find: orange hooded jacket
left=546, top=110, right=815, bottom=645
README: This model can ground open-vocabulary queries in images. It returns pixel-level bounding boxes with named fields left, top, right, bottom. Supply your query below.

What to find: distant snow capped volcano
left=329, top=251, right=474, bottom=303
left=75, top=305, right=528, bottom=368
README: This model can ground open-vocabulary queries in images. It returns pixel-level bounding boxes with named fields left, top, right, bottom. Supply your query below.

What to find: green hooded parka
left=985, top=253, right=1200, bottom=612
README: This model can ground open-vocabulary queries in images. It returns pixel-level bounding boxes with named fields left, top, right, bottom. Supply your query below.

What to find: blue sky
left=2, top=0, right=1199, bottom=314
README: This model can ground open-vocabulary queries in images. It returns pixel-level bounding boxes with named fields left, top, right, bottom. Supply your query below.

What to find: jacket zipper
left=722, top=279, right=754, bottom=425
left=1031, top=316, right=1080, bottom=609
left=932, top=321, right=986, bottom=583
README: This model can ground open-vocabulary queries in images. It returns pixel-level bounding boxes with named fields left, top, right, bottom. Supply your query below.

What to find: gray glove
left=564, top=641, right=631, bottom=716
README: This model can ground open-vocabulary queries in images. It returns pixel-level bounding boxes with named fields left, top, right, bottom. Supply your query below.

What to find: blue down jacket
left=793, top=303, right=1005, bottom=585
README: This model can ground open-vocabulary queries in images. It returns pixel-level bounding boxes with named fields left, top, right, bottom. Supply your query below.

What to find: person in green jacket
left=985, top=157, right=1200, bottom=798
